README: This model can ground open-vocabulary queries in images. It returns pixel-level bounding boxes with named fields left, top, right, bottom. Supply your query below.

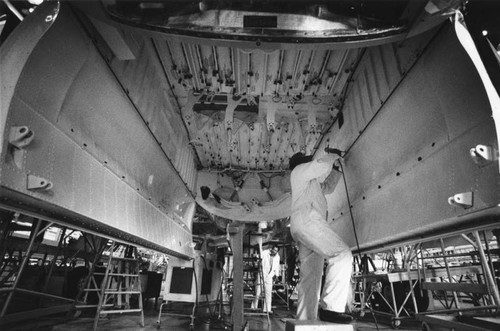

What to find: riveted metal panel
left=1, top=102, right=192, bottom=256
left=102, top=167, right=118, bottom=227
left=339, top=44, right=403, bottom=147
left=0, top=4, right=194, bottom=257
left=89, top=157, right=107, bottom=223
left=11, top=13, right=89, bottom=126
left=330, top=123, right=499, bottom=252
left=323, top=23, right=499, bottom=251
left=25, top=6, right=194, bottom=212
left=323, top=28, right=440, bottom=154
left=106, top=36, right=197, bottom=193
left=0, top=1, right=60, bottom=143
left=394, top=27, right=439, bottom=76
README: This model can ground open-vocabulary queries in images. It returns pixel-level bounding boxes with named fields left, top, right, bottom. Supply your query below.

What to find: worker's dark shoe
left=318, top=309, right=353, bottom=324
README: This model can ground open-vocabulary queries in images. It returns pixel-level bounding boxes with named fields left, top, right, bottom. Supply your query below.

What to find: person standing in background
left=252, top=244, right=280, bottom=314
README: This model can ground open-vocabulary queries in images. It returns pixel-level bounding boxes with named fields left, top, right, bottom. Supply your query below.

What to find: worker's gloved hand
left=324, top=147, right=345, bottom=157
left=333, top=159, right=342, bottom=170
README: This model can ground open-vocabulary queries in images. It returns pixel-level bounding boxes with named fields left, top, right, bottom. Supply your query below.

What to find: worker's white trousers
left=251, top=274, right=274, bottom=312
left=291, top=210, right=353, bottom=320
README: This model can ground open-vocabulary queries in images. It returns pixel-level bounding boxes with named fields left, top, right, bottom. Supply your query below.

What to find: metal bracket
left=27, top=174, right=53, bottom=191
left=448, top=191, right=473, bottom=209
left=251, top=198, right=261, bottom=206
left=9, top=126, right=34, bottom=149
left=469, top=144, right=494, bottom=166
left=227, top=225, right=240, bottom=234
left=266, top=104, right=276, bottom=134
left=308, top=105, right=317, bottom=134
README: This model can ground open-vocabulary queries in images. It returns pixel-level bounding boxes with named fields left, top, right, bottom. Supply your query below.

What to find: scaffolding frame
left=0, top=214, right=82, bottom=326
left=353, top=227, right=500, bottom=329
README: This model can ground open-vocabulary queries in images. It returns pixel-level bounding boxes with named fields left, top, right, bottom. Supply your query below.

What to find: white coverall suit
left=252, top=248, right=280, bottom=312
left=290, top=154, right=353, bottom=320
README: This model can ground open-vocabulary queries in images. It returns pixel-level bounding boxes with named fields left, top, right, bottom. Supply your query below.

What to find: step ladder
left=68, top=234, right=109, bottom=318
left=243, top=255, right=270, bottom=324
left=92, top=242, right=144, bottom=330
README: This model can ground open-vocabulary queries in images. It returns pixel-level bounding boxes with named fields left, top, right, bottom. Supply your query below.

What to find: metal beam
left=229, top=223, right=245, bottom=330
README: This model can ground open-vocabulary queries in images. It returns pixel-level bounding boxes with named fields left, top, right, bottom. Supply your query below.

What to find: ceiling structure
left=161, top=42, right=359, bottom=171
left=105, top=5, right=369, bottom=173
left=88, top=0, right=442, bottom=173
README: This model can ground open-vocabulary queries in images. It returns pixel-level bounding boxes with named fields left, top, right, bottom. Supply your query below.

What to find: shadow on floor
left=3, top=299, right=423, bottom=331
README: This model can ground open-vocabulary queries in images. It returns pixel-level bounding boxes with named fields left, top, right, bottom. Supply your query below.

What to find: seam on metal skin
left=327, top=23, right=447, bottom=157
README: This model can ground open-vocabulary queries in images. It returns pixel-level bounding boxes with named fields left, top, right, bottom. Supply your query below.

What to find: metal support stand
left=230, top=223, right=245, bottom=331
left=0, top=218, right=42, bottom=318
left=0, top=217, right=75, bottom=327
left=71, top=235, right=108, bottom=313
left=92, top=242, right=144, bottom=331
left=244, top=255, right=270, bottom=325
left=415, top=229, right=500, bottom=330
left=243, top=228, right=270, bottom=325
left=155, top=259, right=197, bottom=330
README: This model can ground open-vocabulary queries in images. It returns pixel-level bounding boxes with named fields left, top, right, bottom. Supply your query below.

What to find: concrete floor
left=5, top=299, right=424, bottom=331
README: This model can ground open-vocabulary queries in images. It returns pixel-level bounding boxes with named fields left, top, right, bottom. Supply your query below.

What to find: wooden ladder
left=93, top=242, right=144, bottom=330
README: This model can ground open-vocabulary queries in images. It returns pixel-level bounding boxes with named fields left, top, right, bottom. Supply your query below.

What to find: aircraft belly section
left=324, top=23, right=499, bottom=252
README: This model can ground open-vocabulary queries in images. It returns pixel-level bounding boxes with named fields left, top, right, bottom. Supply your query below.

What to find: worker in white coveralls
left=289, top=150, right=353, bottom=324
left=251, top=244, right=281, bottom=313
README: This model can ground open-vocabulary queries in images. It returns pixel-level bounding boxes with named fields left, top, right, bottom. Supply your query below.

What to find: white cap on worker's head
left=258, top=221, right=267, bottom=229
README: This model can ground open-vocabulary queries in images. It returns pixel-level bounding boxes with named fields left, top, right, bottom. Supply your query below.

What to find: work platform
left=352, top=229, right=500, bottom=329
left=418, top=314, right=500, bottom=331
left=285, top=319, right=354, bottom=331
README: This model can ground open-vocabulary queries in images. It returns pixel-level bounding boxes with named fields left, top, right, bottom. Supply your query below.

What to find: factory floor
left=6, top=299, right=423, bottom=331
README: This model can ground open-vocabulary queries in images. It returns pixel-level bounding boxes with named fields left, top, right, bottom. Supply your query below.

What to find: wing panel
left=323, top=23, right=499, bottom=251
left=0, top=3, right=194, bottom=257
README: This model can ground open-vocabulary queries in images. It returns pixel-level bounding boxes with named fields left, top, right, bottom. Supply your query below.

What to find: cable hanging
left=338, top=159, right=380, bottom=331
